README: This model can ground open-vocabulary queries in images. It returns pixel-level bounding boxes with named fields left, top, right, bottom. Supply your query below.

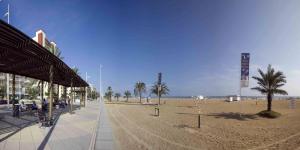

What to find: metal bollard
left=198, top=114, right=200, bottom=128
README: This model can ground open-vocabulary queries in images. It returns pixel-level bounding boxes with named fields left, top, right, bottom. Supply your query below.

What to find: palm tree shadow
left=176, top=106, right=196, bottom=109
left=173, top=124, right=190, bottom=129
left=105, top=102, right=142, bottom=106
left=176, top=112, right=198, bottom=116
left=206, top=112, right=258, bottom=121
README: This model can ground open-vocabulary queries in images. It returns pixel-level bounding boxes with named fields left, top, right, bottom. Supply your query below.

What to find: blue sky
left=1, top=0, right=300, bottom=96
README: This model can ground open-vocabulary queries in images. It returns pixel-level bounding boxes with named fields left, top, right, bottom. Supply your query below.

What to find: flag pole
left=5, top=3, right=10, bottom=107
left=8, top=4, right=9, bottom=24
left=99, top=65, right=102, bottom=102
left=85, top=72, right=88, bottom=103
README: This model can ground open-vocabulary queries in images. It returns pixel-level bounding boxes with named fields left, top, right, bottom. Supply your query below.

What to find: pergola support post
left=57, top=84, right=60, bottom=100
left=70, top=79, right=73, bottom=113
left=6, top=74, right=10, bottom=106
left=12, top=74, right=18, bottom=117
left=12, top=74, right=15, bottom=101
left=49, top=65, right=54, bottom=125
left=84, top=87, right=86, bottom=107
left=63, top=86, right=67, bottom=104
left=41, top=81, right=44, bottom=102
left=80, top=87, right=83, bottom=107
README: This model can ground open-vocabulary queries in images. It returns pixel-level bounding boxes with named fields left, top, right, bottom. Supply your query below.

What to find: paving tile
left=94, top=101, right=115, bottom=150
left=1, top=101, right=101, bottom=150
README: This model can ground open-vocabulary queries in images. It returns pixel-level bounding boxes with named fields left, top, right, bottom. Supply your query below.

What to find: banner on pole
left=241, top=53, right=250, bottom=87
left=158, top=72, right=162, bottom=85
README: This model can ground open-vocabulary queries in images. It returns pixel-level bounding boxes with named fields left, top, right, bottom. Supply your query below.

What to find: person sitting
left=32, top=101, right=38, bottom=111
left=20, top=101, right=27, bottom=112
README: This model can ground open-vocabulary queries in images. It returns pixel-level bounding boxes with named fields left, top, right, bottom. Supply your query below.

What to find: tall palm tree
left=124, top=90, right=131, bottom=102
left=71, top=67, right=80, bottom=100
left=115, top=93, right=121, bottom=101
left=105, top=86, right=113, bottom=102
left=151, top=82, right=169, bottom=105
left=252, top=65, right=288, bottom=111
left=53, top=49, right=64, bottom=60
left=134, top=82, right=146, bottom=103
left=53, top=48, right=64, bottom=99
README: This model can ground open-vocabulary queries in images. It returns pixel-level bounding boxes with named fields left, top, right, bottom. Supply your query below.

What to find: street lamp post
left=99, top=65, right=102, bottom=102
left=85, top=72, right=90, bottom=105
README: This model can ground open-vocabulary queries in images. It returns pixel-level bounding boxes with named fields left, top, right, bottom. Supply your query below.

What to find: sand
left=105, top=99, right=300, bottom=150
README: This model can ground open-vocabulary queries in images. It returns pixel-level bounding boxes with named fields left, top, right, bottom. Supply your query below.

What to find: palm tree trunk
left=139, top=93, right=142, bottom=103
left=267, top=93, right=272, bottom=111
left=126, top=97, right=128, bottom=102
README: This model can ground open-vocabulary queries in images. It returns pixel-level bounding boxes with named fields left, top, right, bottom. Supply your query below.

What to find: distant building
left=32, top=30, right=59, bottom=54
left=32, top=30, right=65, bottom=99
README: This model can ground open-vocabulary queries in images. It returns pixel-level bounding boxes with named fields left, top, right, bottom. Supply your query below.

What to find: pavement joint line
left=89, top=101, right=102, bottom=150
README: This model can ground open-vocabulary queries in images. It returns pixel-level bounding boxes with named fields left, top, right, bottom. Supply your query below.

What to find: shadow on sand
left=176, top=106, right=196, bottom=109
left=206, top=112, right=258, bottom=121
left=173, top=124, right=191, bottom=129
left=105, top=101, right=158, bottom=106
left=176, top=112, right=199, bottom=116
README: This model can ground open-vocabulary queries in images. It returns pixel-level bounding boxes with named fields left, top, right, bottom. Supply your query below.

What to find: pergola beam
left=0, top=20, right=88, bottom=87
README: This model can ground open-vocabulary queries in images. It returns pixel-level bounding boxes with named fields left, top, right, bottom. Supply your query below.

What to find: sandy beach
left=105, top=99, right=300, bottom=150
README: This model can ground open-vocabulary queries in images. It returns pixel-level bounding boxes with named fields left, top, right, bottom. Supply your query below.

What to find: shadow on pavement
left=0, top=104, right=81, bottom=143
left=37, top=104, right=81, bottom=150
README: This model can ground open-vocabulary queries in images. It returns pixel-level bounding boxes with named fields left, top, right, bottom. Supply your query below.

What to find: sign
left=158, top=72, right=162, bottom=85
left=241, top=53, right=250, bottom=87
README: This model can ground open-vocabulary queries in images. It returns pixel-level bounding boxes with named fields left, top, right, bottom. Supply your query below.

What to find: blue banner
left=241, top=53, right=250, bottom=87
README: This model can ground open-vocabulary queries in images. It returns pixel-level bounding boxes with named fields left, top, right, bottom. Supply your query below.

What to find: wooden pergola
left=0, top=20, right=88, bottom=123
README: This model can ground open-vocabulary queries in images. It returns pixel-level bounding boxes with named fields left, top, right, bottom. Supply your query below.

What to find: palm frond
left=151, top=82, right=169, bottom=96
left=252, top=65, right=288, bottom=96
left=251, top=87, right=267, bottom=94
left=273, top=89, right=288, bottom=95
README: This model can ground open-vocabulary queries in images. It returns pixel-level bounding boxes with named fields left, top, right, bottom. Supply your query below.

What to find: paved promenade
left=94, top=100, right=115, bottom=150
left=43, top=101, right=100, bottom=150
left=0, top=100, right=110, bottom=150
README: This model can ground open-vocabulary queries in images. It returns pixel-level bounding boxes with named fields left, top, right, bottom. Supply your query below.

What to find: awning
left=0, top=20, right=88, bottom=87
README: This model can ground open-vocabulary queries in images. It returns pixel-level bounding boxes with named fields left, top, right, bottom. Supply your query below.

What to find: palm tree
left=53, top=48, right=63, bottom=100
left=27, top=79, right=39, bottom=100
left=134, top=82, right=146, bottom=103
left=124, top=90, right=131, bottom=102
left=115, top=93, right=121, bottom=101
left=71, top=67, right=80, bottom=100
left=151, top=82, right=169, bottom=105
left=0, top=85, right=5, bottom=99
left=105, top=86, right=113, bottom=102
left=53, top=48, right=64, bottom=60
left=252, top=65, right=288, bottom=111
left=72, top=67, right=80, bottom=75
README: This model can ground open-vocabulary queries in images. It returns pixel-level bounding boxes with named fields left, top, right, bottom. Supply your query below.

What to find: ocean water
left=161, top=96, right=300, bottom=100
